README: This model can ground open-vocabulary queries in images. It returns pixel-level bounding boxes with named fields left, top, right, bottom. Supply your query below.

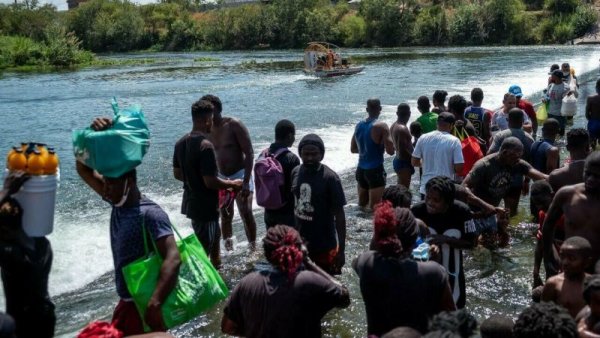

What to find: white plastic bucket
left=12, top=173, right=59, bottom=237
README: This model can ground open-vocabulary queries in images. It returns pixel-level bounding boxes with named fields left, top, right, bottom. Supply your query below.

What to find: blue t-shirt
left=110, top=197, right=173, bottom=299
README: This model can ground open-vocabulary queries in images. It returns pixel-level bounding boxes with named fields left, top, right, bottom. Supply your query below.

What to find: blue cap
left=508, top=85, right=523, bottom=98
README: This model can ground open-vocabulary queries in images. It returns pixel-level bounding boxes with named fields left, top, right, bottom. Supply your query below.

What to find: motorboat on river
left=303, top=42, right=364, bottom=78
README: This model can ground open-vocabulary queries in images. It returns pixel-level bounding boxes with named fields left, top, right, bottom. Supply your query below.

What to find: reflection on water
left=1, top=46, right=598, bottom=337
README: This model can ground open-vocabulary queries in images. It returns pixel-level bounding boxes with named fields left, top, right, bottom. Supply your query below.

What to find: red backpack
left=455, top=127, right=483, bottom=177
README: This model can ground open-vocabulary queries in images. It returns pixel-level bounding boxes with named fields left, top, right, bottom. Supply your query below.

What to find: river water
left=0, top=46, right=599, bottom=337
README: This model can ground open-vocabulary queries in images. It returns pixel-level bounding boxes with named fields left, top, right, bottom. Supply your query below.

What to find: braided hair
left=373, top=201, right=404, bottom=257
left=425, top=176, right=456, bottom=206
left=263, top=225, right=304, bottom=281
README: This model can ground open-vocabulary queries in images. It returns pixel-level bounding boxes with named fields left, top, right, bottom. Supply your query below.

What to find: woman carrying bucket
left=0, top=171, right=56, bottom=338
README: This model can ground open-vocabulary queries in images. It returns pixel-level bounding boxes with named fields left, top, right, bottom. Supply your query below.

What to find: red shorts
left=112, top=299, right=144, bottom=336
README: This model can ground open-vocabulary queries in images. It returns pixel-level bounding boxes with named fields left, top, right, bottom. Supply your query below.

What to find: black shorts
left=191, top=219, right=221, bottom=255
left=356, top=165, right=386, bottom=189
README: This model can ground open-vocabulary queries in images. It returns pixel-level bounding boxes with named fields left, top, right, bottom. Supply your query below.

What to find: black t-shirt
left=411, top=201, right=475, bottom=308
left=353, top=251, right=449, bottom=335
left=466, top=153, right=532, bottom=206
left=173, top=133, right=219, bottom=221
left=223, top=268, right=347, bottom=338
left=291, top=164, right=347, bottom=253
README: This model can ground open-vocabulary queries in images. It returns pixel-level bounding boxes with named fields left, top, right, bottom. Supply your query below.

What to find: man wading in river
left=202, top=94, right=257, bottom=251
left=543, top=151, right=600, bottom=277
left=351, top=98, right=395, bottom=210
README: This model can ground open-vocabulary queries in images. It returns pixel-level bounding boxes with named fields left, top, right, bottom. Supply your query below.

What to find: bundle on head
left=373, top=201, right=403, bottom=257
left=263, top=225, right=304, bottom=281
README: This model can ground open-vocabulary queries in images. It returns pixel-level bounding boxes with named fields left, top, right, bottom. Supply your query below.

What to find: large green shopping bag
left=122, top=222, right=229, bottom=331
left=72, top=98, right=150, bottom=178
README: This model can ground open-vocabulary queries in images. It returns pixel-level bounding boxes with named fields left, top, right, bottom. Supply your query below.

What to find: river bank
left=1, top=45, right=598, bottom=337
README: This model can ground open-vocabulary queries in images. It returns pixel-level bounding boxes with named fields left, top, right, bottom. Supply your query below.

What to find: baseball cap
left=551, top=69, right=565, bottom=79
left=508, top=85, right=523, bottom=98
left=438, top=112, right=455, bottom=124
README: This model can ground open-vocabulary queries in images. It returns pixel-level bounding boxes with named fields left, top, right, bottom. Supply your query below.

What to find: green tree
left=413, top=5, right=448, bottom=45
left=449, top=3, right=486, bottom=45
left=359, top=0, right=417, bottom=46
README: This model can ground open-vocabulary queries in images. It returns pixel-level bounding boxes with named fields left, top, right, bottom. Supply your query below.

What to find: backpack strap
left=262, top=147, right=289, bottom=159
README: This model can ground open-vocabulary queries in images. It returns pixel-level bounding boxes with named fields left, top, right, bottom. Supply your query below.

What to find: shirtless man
left=201, top=94, right=256, bottom=251
left=543, top=152, right=600, bottom=277
left=390, top=103, right=414, bottom=188
left=548, top=128, right=590, bottom=192
left=351, top=98, right=395, bottom=210
left=542, top=237, right=592, bottom=318
left=586, top=79, right=600, bottom=149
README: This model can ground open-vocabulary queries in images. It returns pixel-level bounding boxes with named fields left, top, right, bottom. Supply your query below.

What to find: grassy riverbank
left=0, top=0, right=598, bottom=72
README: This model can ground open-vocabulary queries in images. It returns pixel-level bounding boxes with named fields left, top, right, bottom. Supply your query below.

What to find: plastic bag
left=72, top=98, right=150, bottom=178
left=561, top=95, right=577, bottom=117
left=122, top=223, right=229, bottom=331
left=536, top=103, right=548, bottom=122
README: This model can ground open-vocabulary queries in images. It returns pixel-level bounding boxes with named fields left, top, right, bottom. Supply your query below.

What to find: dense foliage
left=0, top=0, right=597, bottom=59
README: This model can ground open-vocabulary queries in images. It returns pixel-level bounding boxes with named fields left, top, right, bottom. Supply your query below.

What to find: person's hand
left=429, top=244, right=441, bottom=261
left=90, top=117, right=113, bottom=131
left=240, top=181, right=251, bottom=199
left=429, top=234, right=449, bottom=246
left=495, top=207, right=509, bottom=218
left=332, top=250, right=345, bottom=275
left=229, top=179, right=243, bottom=192
left=3, top=171, right=29, bottom=196
left=145, top=299, right=166, bottom=332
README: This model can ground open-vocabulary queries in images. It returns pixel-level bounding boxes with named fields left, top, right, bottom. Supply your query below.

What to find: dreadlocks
left=263, top=225, right=304, bottom=281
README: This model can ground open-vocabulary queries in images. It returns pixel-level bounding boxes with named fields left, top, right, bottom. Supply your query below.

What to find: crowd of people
left=1, top=62, right=600, bottom=337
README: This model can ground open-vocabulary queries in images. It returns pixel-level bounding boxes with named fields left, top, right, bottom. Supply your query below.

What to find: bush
left=553, top=18, right=575, bottom=42
left=336, top=13, right=366, bottom=47
left=481, top=0, right=525, bottom=43
left=43, top=24, right=93, bottom=66
left=572, top=5, right=597, bottom=36
left=359, top=0, right=416, bottom=47
left=413, top=5, right=448, bottom=45
left=449, top=4, right=485, bottom=45
left=544, top=0, right=579, bottom=13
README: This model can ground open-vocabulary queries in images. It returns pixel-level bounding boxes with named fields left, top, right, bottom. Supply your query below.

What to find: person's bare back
left=210, top=117, right=251, bottom=176
left=549, top=161, right=586, bottom=192
left=542, top=272, right=589, bottom=318
left=586, top=94, right=600, bottom=121
left=390, top=121, right=412, bottom=161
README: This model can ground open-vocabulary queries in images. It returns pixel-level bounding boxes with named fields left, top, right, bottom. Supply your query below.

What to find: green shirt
left=417, top=112, right=439, bottom=134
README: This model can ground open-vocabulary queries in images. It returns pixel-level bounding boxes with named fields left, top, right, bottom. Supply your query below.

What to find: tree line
left=0, top=0, right=597, bottom=69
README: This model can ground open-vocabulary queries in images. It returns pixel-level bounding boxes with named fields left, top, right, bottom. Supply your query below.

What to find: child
left=578, top=274, right=600, bottom=337
left=531, top=180, right=564, bottom=288
left=542, top=236, right=593, bottom=318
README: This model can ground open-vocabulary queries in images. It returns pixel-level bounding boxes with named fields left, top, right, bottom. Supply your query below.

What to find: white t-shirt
left=412, top=130, right=464, bottom=194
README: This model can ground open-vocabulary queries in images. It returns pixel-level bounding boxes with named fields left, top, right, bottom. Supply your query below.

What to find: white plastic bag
left=561, top=94, right=577, bottom=117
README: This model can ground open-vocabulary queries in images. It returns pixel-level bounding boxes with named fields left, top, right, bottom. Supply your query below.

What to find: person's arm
left=533, top=238, right=544, bottom=287
left=173, top=168, right=183, bottom=181
left=350, top=130, right=358, bottom=154
left=487, top=136, right=500, bottom=155
left=334, top=207, right=346, bottom=274
left=430, top=234, right=474, bottom=250
left=411, top=157, right=421, bottom=167
left=411, top=137, right=423, bottom=167
left=530, top=106, right=539, bottom=136
left=0, top=171, right=29, bottom=205
left=304, top=256, right=350, bottom=308
left=453, top=163, right=464, bottom=176
left=543, top=187, right=570, bottom=277
left=527, top=167, right=549, bottom=181
left=145, top=235, right=181, bottom=331
left=399, top=127, right=414, bottom=158
left=541, top=277, right=558, bottom=303
left=203, top=176, right=243, bottom=191
left=76, top=161, right=104, bottom=197
left=546, top=147, right=560, bottom=173
left=452, top=140, right=464, bottom=175
left=233, top=121, right=254, bottom=198
left=586, top=97, right=592, bottom=120
left=377, top=123, right=395, bottom=156
left=483, top=112, right=492, bottom=146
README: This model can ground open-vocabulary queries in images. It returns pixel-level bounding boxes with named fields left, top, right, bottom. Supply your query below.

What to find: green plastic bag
left=122, top=222, right=229, bottom=331
left=72, top=98, right=150, bottom=178
left=536, top=102, right=548, bottom=122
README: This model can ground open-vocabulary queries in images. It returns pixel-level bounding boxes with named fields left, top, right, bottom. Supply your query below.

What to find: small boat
left=303, top=42, right=363, bottom=78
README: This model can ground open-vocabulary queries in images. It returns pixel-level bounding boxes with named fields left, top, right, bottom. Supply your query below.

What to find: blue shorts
left=588, top=119, right=600, bottom=139
left=393, top=157, right=415, bottom=175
